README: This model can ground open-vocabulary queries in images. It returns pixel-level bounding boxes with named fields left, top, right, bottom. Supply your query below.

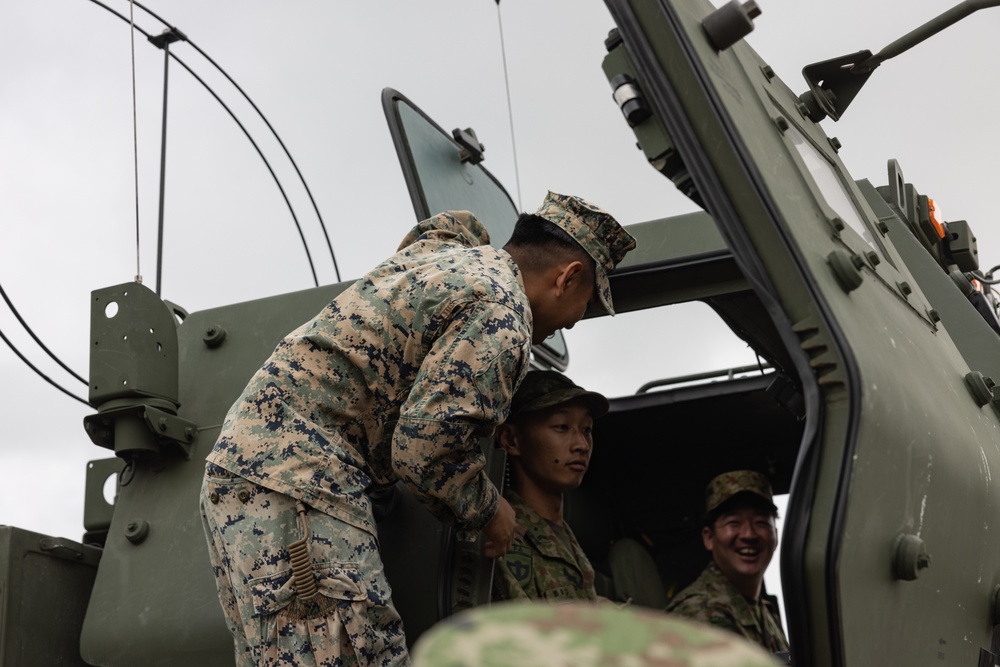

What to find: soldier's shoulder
left=412, top=601, right=781, bottom=667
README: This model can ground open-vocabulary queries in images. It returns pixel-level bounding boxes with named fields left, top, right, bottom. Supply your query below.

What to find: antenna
left=495, top=0, right=522, bottom=211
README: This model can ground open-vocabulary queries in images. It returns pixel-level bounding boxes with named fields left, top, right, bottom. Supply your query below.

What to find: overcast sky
left=2, top=1, right=998, bottom=618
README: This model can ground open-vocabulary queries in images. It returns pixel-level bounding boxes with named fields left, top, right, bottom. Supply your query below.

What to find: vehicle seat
left=607, top=537, right=669, bottom=609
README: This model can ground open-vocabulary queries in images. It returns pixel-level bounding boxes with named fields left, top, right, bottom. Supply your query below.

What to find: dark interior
left=566, top=371, right=804, bottom=604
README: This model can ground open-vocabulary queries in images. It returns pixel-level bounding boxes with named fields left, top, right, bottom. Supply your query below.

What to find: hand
left=482, top=496, right=516, bottom=559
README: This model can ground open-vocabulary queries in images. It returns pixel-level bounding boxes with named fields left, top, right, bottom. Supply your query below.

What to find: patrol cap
left=534, top=191, right=636, bottom=315
left=705, top=470, right=777, bottom=514
left=411, top=600, right=783, bottom=667
left=508, top=370, right=609, bottom=421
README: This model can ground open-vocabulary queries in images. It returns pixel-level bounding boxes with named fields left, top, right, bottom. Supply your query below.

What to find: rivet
left=865, top=251, right=881, bottom=267
left=876, top=220, right=890, bottom=235
left=210, top=492, right=220, bottom=504
left=829, top=137, right=842, bottom=151
left=774, top=116, right=789, bottom=132
left=897, top=281, right=913, bottom=297
left=760, top=65, right=775, bottom=80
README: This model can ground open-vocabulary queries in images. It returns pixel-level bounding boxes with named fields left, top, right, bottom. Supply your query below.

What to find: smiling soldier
left=667, top=470, right=789, bottom=653
left=491, top=370, right=608, bottom=602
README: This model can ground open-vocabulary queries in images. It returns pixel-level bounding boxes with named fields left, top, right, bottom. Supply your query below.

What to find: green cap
left=508, top=370, right=609, bottom=421
left=534, top=191, right=636, bottom=315
left=705, top=470, right=776, bottom=514
left=411, top=600, right=783, bottom=667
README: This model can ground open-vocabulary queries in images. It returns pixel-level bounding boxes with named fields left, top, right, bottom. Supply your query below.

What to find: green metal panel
left=80, top=283, right=348, bottom=667
left=0, top=527, right=99, bottom=667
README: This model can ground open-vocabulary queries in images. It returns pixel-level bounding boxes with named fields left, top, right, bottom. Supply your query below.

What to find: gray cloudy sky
left=1, top=0, right=998, bottom=598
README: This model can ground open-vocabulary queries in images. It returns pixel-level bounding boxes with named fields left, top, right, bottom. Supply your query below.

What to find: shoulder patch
left=503, top=546, right=533, bottom=586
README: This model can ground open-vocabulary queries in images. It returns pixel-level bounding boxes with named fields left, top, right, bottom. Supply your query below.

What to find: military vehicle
left=2, top=0, right=1000, bottom=665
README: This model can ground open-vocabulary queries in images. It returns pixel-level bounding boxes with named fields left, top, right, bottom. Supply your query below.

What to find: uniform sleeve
left=493, top=541, right=534, bottom=601
left=391, top=299, right=530, bottom=530
left=668, top=594, right=743, bottom=636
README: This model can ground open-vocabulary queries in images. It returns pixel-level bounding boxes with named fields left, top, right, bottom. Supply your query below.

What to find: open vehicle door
left=602, top=0, right=1000, bottom=665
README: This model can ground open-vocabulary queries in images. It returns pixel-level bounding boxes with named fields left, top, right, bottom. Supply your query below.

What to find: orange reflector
left=928, top=197, right=946, bottom=239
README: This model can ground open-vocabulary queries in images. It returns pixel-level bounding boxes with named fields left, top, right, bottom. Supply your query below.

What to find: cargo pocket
left=251, top=562, right=375, bottom=667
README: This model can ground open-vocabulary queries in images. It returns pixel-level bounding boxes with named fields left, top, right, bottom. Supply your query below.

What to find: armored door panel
left=604, top=1, right=1000, bottom=665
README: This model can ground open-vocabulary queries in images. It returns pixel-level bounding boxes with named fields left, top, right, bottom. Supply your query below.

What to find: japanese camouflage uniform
left=411, top=601, right=783, bottom=667
left=492, top=370, right=610, bottom=603
left=493, top=490, right=597, bottom=602
left=667, top=561, right=788, bottom=654
left=667, top=470, right=789, bottom=654
left=200, top=193, right=636, bottom=667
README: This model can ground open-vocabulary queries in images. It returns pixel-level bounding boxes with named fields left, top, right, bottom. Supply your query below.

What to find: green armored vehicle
left=3, top=1, right=1000, bottom=666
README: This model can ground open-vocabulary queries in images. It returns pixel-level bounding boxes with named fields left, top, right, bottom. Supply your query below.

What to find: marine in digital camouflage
left=666, top=561, right=789, bottom=654
left=200, top=464, right=407, bottom=667
left=203, top=210, right=532, bottom=666
left=534, top=191, right=636, bottom=315
left=492, top=489, right=597, bottom=602
left=207, top=210, right=532, bottom=536
left=411, top=601, right=783, bottom=667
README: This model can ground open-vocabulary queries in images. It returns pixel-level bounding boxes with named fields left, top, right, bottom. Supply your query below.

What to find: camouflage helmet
left=508, top=370, right=609, bottom=421
left=705, top=470, right=777, bottom=514
left=534, top=191, right=636, bottom=315
left=411, top=600, right=782, bottom=667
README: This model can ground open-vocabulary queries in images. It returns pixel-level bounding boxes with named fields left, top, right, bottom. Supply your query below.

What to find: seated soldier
left=491, top=370, right=608, bottom=601
left=667, top=470, right=789, bottom=653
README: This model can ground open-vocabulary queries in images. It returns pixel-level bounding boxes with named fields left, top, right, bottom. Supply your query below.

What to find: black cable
left=0, top=281, right=88, bottom=385
left=87, top=0, right=321, bottom=287
left=972, top=264, right=1000, bottom=285
left=0, top=327, right=89, bottom=407
left=133, top=1, right=341, bottom=282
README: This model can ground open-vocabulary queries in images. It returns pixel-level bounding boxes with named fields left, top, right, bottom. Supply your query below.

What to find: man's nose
left=738, top=520, right=758, bottom=539
left=571, top=431, right=591, bottom=451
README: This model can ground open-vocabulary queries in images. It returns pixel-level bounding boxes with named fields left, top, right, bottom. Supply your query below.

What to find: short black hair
left=703, top=492, right=779, bottom=530
left=503, top=213, right=594, bottom=273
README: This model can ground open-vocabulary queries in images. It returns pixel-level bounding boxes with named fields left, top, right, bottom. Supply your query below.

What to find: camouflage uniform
left=667, top=561, right=789, bottom=654
left=492, top=489, right=597, bottom=602
left=668, top=470, right=789, bottom=654
left=203, top=211, right=531, bottom=667
left=411, top=601, right=782, bottom=667
left=201, top=195, right=636, bottom=667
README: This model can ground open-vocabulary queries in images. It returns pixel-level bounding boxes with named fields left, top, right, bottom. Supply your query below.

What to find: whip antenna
left=495, top=0, right=522, bottom=211
left=129, top=0, right=142, bottom=283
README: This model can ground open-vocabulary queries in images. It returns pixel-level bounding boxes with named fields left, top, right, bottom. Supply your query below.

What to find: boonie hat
left=705, top=470, right=777, bottom=514
left=534, top=191, right=636, bottom=315
left=508, top=370, right=609, bottom=421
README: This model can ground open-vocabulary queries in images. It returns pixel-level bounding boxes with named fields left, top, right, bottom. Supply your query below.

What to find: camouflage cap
left=411, top=600, right=782, bottom=667
left=705, top=470, right=776, bottom=514
left=534, top=191, right=636, bottom=315
left=508, top=370, right=609, bottom=421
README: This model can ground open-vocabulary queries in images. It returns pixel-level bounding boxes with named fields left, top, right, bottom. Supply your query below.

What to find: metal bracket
left=84, top=403, right=198, bottom=458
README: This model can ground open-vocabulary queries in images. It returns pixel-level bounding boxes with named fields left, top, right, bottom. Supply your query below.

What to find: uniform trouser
left=200, top=463, right=410, bottom=667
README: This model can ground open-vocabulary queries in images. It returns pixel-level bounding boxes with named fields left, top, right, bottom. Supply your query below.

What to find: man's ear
left=496, top=423, right=520, bottom=457
left=554, top=260, right=586, bottom=296
left=701, top=525, right=714, bottom=552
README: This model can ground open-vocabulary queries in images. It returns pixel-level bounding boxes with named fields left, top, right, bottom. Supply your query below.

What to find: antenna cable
left=495, top=1, right=522, bottom=211
left=129, top=0, right=142, bottom=283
